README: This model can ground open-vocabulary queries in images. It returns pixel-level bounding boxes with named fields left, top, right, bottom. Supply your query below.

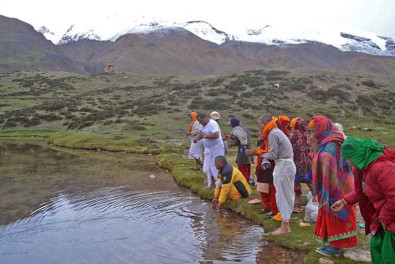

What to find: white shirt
left=200, top=119, right=223, bottom=149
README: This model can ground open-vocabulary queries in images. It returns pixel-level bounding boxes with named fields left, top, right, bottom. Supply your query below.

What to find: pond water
left=0, top=142, right=303, bottom=264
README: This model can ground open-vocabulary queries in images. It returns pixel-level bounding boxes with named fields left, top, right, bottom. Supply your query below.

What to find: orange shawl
left=256, top=119, right=278, bottom=155
left=189, top=112, right=197, bottom=132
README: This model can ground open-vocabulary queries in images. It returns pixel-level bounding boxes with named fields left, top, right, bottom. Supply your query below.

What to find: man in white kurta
left=193, top=113, right=225, bottom=187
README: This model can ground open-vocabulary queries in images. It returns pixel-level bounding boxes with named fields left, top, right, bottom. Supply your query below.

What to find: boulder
left=343, top=249, right=371, bottom=262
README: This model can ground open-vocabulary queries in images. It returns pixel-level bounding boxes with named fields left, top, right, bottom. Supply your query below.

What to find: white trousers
left=203, top=143, right=225, bottom=186
left=188, top=140, right=203, bottom=160
left=273, top=158, right=296, bottom=221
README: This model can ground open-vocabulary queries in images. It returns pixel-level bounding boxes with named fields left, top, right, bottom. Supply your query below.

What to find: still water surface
left=0, top=142, right=303, bottom=264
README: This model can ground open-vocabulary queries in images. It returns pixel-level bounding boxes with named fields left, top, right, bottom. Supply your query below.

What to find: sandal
left=260, top=208, right=271, bottom=214
left=272, top=212, right=282, bottom=222
left=316, top=245, right=342, bottom=257
left=293, top=207, right=303, bottom=213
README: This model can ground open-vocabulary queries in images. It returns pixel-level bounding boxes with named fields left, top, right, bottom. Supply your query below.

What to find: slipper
left=248, top=199, right=261, bottom=204
left=316, top=245, right=342, bottom=257
left=272, top=212, right=282, bottom=222
left=293, top=207, right=303, bottom=213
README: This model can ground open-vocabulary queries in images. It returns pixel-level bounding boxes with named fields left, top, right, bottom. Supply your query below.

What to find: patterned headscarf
left=311, top=115, right=341, bottom=143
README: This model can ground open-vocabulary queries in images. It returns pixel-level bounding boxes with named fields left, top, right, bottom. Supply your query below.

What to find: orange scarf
left=290, top=117, right=299, bottom=128
left=189, top=112, right=197, bottom=132
left=256, top=119, right=278, bottom=155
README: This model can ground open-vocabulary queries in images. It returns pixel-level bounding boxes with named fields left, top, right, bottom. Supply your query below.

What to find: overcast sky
left=1, top=0, right=394, bottom=37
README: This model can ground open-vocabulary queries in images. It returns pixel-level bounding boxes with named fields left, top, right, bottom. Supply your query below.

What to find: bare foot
left=271, top=227, right=291, bottom=236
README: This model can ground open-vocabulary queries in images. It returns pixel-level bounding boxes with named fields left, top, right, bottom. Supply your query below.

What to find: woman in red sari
left=309, top=116, right=357, bottom=257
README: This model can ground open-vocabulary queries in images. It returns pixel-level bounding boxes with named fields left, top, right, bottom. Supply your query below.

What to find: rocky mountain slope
left=0, top=15, right=84, bottom=74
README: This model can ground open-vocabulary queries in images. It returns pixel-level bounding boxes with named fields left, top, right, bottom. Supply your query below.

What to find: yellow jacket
left=214, top=163, right=252, bottom=205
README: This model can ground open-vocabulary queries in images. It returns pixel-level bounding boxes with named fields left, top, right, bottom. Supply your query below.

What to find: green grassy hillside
left=1, top=68, right=394, bottom=146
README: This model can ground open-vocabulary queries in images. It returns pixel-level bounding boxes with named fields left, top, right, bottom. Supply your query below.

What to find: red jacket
left=344, top=148, right=395, bottom=235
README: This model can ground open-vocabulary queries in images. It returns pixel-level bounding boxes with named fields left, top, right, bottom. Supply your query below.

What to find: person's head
left=340, top=137, right=385, bottom=170
left=190, top=112, right=197, bottom=121
left=334, top=123, right=344, bottom=133
left=290, top=117, right=299, bottom=132
left=277, top=115, right=290, bottom=136
left=197, top=112, right=210, bottom=126
left=230, top=117, right=240, bottom=128
left=257, top=114, right=273, bottom=129
left=309, top=116, right=338, bottom=140
left=214, top=155, right=227, bottom=170
left=210, top=111, right=221, bottom=121
left=308, top=118, right=316, bottom=135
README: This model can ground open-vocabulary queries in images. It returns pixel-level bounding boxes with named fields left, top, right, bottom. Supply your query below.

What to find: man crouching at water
left=212, top=156, right=252, bottom=211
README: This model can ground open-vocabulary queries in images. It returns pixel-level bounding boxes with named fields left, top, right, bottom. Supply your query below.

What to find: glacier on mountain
left=36, top=18, right=395, bottom=57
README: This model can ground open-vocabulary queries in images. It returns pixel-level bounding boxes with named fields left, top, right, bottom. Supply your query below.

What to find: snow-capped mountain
left=179, top=21, right=231, bottom=44
left=36, top=18, right=395, bottom=57
left=108, top=20, right=231, bottom=44
left=58, top=25, right=101, bottom=45
left=37, top=26, right=59, bottom=43
left=234, top=25, right=394, bottom=57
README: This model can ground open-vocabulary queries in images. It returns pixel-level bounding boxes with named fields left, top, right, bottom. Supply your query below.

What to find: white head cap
left=210, top=111, right=221, bottom=120
left=334, top=123, right=344, bottom=133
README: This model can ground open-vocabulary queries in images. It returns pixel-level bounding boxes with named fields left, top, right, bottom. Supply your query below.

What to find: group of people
left=187, top=111, right=394, bottom=262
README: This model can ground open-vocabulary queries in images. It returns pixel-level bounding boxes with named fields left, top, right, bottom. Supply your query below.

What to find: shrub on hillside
left=34, top=113, right=63, bottom=122
left=209, top=78, right=225, bottom=87
left=242, top=112, right=255, bottom=120
left=361, top=80, right=377, bottom=88
left=206, top=90, right=220, bottom=96
left=23, top=117, right=41, bottom=127
left=326, top=87, right=349, bottom=98
left=78, top=121, right=95, bottom=129
left=307, top=89, right=327, bottom=102
left=356, top=95, right=374, bottom=105
left=4, top=121, right=17, bottom=127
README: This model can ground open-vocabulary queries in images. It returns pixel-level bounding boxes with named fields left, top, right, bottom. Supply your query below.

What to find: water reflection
left=0, top=142, right=303, bottom=264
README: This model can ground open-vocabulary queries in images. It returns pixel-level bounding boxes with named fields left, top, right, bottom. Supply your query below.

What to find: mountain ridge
left=37, top=18, right=395, bottom=57
left=1, top=15, right=395, bottom=75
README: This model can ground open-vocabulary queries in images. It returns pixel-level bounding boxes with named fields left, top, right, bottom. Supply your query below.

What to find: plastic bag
left=304, top=192, right=319, bottom=223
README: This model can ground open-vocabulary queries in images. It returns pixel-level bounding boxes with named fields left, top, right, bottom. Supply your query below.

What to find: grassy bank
left=0, top=130, right=370, bottom=264
left=0, top=130, right=162, bottom=154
